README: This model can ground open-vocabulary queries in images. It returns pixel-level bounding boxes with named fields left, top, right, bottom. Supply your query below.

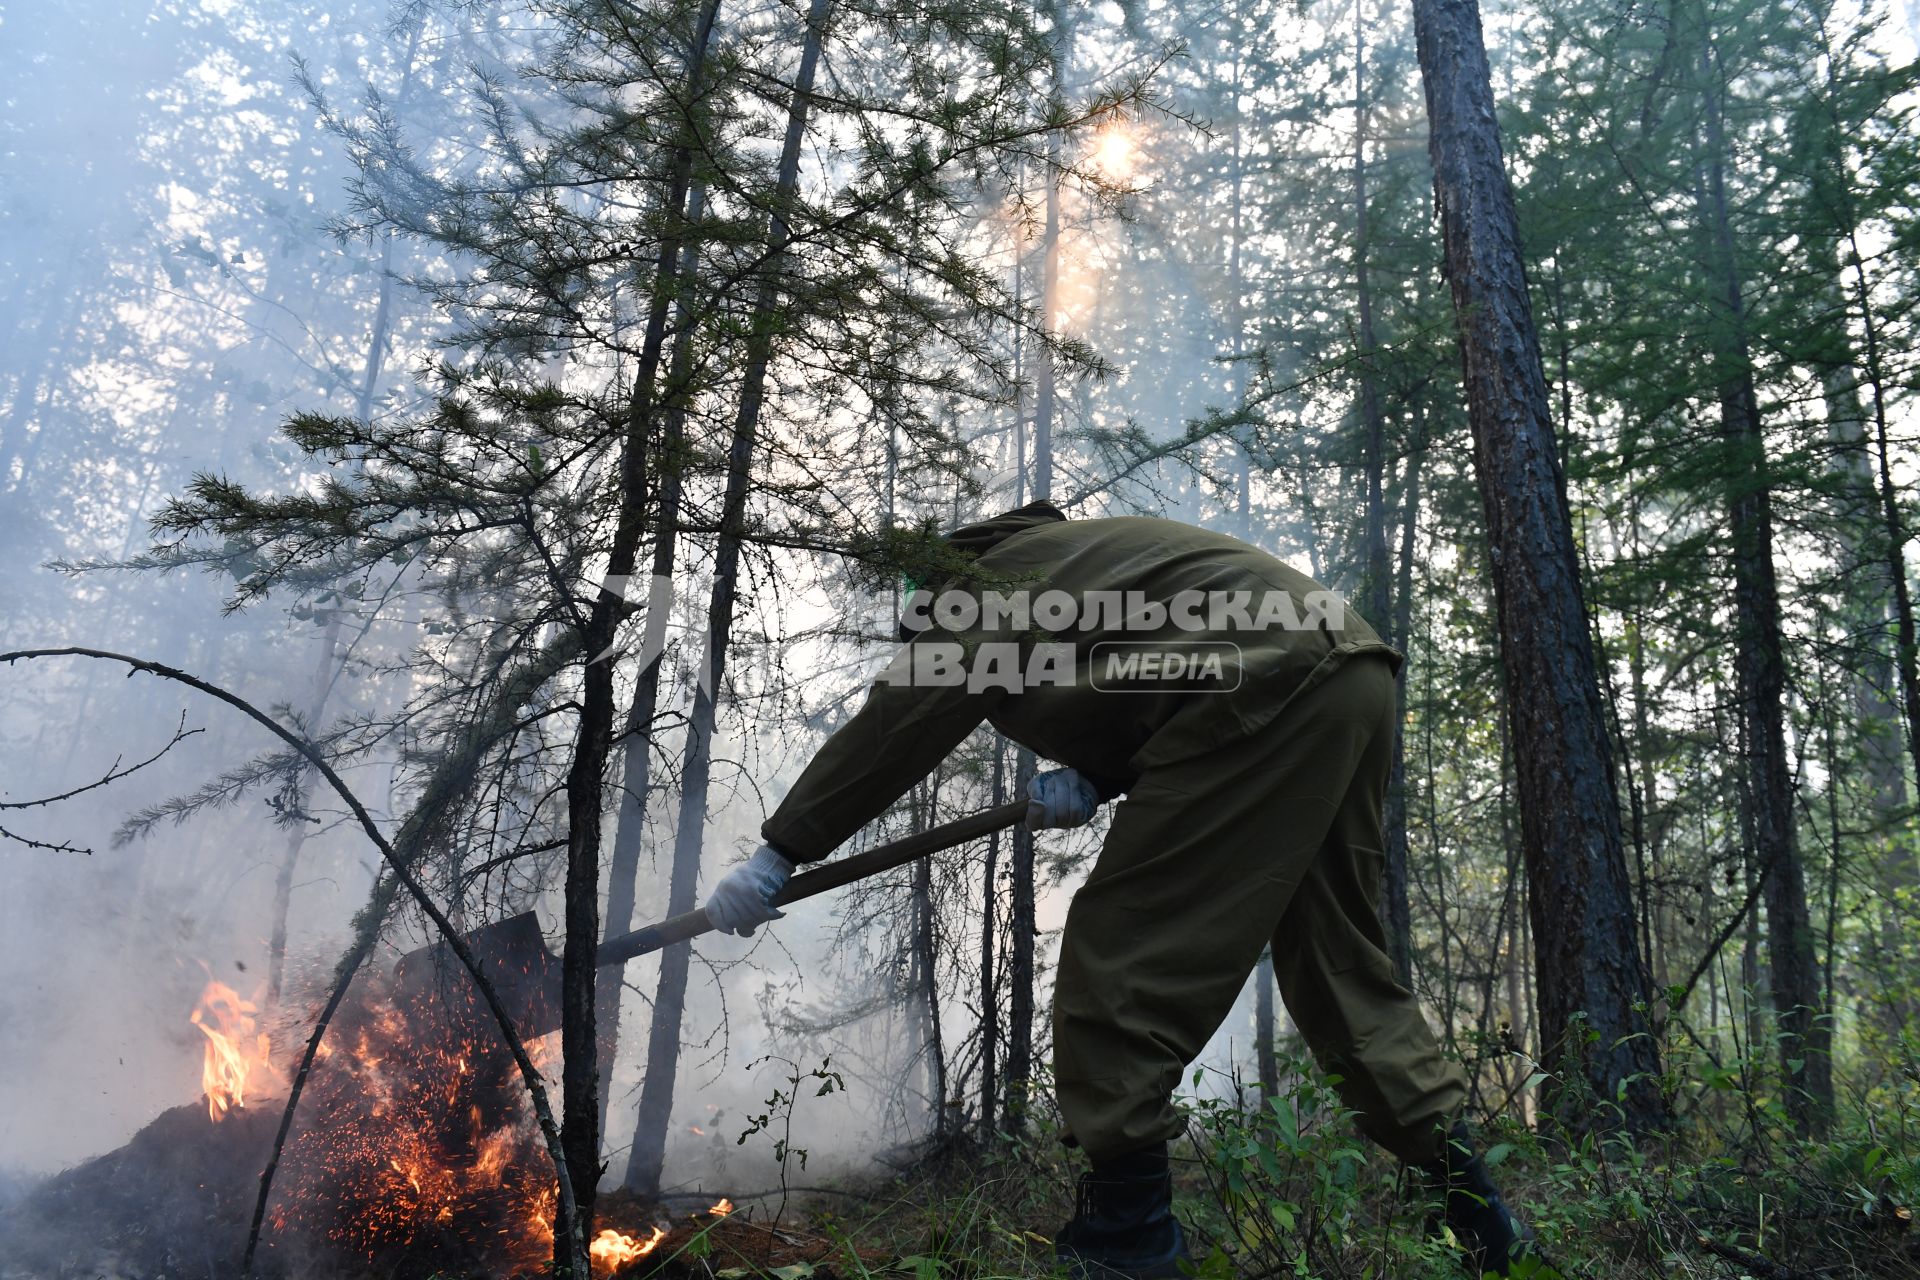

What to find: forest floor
left=634, top=1115, right=1920, bottom=1280
left=1, top=1084, right=1915, bottom=1278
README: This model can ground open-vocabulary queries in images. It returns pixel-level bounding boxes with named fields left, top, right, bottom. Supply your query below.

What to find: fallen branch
left=1697, top=1234, right=1819, bottom=1280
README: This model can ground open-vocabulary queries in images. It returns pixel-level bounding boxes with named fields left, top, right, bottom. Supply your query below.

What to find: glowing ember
left=590, top=1226, right=666, bottom=1273
left=190, top=979, right=271, bottom=1123
left=260, top=968, right=558, bottom=1273
left=708, top=1198, right=733, bottom=1217
left=476, top=1127, right=514, bottom=1179
left=525, top=1184, right=558, bottom=1245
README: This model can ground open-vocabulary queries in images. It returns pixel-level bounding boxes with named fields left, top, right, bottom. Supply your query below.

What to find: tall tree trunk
left=598, top=0, right=725, bottom=1152
left=1814, top=63, right=1920, bottom=1029
left=1812, top=261, right=1907, bottom=817
left=555, top=400, right=635, bottom=1256
left=1385, top=412, right=1427, bottom=989
left=1002, top=156, right=1050, bottom=1118
left=1854, top=242, right=1920, bottom=804
left=1851, top=243, right=1920, bottom=1033
left=1496, top=691, right=1530, bottom=1118
left=1003, top=10, right=1065, bottom=1125
left=979, top=745, right=1003, bottom=1134
left=1253, top=948, right=1279, bottom=1097
left=1694, top=30, right=1831, bottom=1132
left=265, top=610, right=343, bottom=1007
left=1477, top=674, right=1525, bottom=1095
left=1408, top=0, right=1666, bottom=1133
left=554, top=1, right=728, bottom=1242
left=1031, top=172, right=1060, bottom=503
left=1226, top=4, right=1255, bottom=542
left=1351, top=1, right=1411, bottom=984
left=1003, top=751, right=1037, bottom=1133
left=1419, top=622, right=1460, bottom=1044
left=626, top=0, right=833, bottom=1196
left=1804, top=34, right=1919, bottom=813
left=1820, top=666, right=1844, bottom=1020
left=600, top=178, right=713, bottom=1145
left=911, top=787, right=947, bottom=1137
left=994, top=200, right=1031, bottom=1141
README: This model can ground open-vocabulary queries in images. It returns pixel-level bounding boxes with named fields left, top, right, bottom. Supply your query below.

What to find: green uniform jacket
left=762, top=511, right=1400, bottom=862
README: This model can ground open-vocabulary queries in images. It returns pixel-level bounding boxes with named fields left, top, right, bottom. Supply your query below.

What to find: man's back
left=948, top=515, right=1397, bottom=779
left=764, top=513, right=1397, bottom=860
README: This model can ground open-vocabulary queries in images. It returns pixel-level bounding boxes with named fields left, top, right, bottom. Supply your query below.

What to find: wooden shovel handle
left=594, top=800, right=1029, bottom=969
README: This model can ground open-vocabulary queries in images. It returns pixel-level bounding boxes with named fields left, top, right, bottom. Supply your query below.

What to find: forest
left=1, top=0, right=1918, bottom=1276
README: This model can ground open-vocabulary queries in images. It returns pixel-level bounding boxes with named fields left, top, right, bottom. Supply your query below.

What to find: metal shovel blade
left=392, top=910, right=563, bottom=1041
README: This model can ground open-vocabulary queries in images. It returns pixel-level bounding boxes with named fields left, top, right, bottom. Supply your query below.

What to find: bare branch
left=0, top=711, right=203, bottom=812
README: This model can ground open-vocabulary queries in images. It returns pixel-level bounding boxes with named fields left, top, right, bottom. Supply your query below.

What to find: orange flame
left=590, top=1226, right=666, bottom=1273
left=190, top=979, right=271, bottom=1123
left=525, top=1184, right=558, bottom=1246
left=476, top=1129, right=514, bottom=1180
left=708, top=1198, right=733, bottom=1217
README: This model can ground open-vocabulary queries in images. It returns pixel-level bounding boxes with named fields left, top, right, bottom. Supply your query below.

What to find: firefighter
left=704, top=502, right=1538, bottom=1278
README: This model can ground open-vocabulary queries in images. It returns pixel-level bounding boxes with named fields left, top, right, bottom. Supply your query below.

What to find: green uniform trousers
left=1052, top=653, right=1469, bottom=1164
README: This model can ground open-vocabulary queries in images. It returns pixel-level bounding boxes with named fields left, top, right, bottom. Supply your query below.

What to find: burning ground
left=0, top=970, right=725, bottom=1279
left=0, top=925, right=916, bottom=1280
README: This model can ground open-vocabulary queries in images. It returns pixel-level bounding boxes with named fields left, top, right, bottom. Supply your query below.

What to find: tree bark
left=1351, top=3, right=1412, bottom=985
left=625, top=0, right=833, bottom=1196
left=1383, top=412, right=1428, bottom=989
left=978, top=744, right=1004, bottom=1134
left=598, top=0, right=725, bottom=1153
left=1811, top=262, right=1907, bottom=816
left=1802, top=35, right=1919, bottom=814
left=1253, top=947, right=1278, bottom=1098
left=1809, top=42, right=1920, bottom=1030
left=558, top=0, right=728, bottom=1228
left=1003, top=748, right=1037, bottom=1133
left=1003, top=10, right=1064, bottom=1124
left=910, top=787, right=947, bottom=1137
left=598, top=202, right=707, bottom=1145
left=1855, top=243, right=1920, bottom=809
left=1408, top=0, right=1666, bottom=1133
left=1693, top=30, right=1830, bottom=1132
left=1031, top=179, right=1060, bottom=503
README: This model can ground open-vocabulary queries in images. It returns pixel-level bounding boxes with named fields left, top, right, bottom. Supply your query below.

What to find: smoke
left=0, top=0, right=1270, bottom=1244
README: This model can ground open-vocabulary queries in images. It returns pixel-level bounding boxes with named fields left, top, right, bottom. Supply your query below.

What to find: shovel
left=393, top=800, right=1029, bottom=1038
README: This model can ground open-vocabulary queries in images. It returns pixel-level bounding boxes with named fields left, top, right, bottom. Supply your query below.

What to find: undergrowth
left=718, top=1028, right=1920, bottom=1280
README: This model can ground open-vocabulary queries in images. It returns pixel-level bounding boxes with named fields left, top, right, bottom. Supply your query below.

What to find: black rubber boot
left=1417, top=1124, right=1542, bottom=1277
left=1054, top=1144, right=1189, bottom=1280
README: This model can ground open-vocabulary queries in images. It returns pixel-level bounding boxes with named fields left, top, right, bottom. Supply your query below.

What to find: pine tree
left=1409, top=0, right=1668, bottom=1133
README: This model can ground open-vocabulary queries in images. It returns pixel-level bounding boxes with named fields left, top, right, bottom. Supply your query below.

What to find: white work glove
left=704, top=844, right=794, bottom=937
left=1026, top=767, right=1102, bottom=831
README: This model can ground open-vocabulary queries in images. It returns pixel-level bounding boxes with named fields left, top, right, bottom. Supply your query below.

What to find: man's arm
left=761, top=645, right=1000, bottom=862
